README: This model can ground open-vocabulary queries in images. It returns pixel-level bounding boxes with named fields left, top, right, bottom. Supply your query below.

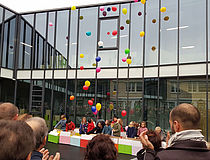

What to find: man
left=140, top=103, right=210, bottom=160
left=0, top=102, right=19, bottom=120
left=26, top=117, right=60, bottom=160
left=0, top=120, right=35, bottom=160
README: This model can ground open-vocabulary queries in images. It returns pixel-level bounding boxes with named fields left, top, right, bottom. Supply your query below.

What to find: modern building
left=0, top=0, right=210, bottom=140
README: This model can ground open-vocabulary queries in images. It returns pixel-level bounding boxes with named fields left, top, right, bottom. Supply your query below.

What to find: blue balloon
left=96, top=56, right=101, bottom=62
left=91, top=106, right=96, bottom=112
left=86, top=31, right=91, bottom=36
left=107, top=7, right=111, bottom=12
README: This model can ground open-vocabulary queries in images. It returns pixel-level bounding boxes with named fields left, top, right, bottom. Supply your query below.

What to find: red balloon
left=88, top=100, right=93, bottom=105
left=112, top=7, right=117, bottom=12
left=107, top=32, right=110, bottom=35
left=80, top=66, right=84, bottom=70
left=83, top=85, right=89, bottom=91
left=112, top=30, right=117, bottom=36
left=121, top=110, right=127, bottom=117
left=130, top=109, right=134, bottom=115
left=91, top=98, right=94, bottom=101
left=107, top=92, right=110, bottom=96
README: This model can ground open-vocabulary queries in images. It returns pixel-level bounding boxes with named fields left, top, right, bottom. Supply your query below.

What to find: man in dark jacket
left=140, top=103, right=210, bottom=160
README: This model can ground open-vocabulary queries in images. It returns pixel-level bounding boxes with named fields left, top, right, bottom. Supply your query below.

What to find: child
left=137, top=121, right=148, bottom=136
left=126, top=121, right=137, bottom=138
left=102, top=120, right=112, bottom=135
left=79, top=117, right=88, bottom=134
left=66, top=118, right=75, bottom=132
left=87, top=119, right=95, bottom=133
left=54, top=115, right=67, bottom=131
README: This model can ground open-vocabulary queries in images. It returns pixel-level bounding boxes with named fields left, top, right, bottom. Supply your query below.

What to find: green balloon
left=125, top=48, right=130, bottom=54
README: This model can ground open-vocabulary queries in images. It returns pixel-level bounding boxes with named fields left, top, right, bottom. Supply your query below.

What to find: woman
left=87, top=119, right=95, bottom=133
left=126, top=121, right=137, bottom=138
left=84, top=134, right=117, bottom=160
left=102, top=120, right=112, bottom=135
left=87, top=122, right=103, bottom=134
left=119, top=118, right=124, bottom=132
left=66, top=118, right=75, bottom=132
left=79, top=117, right=88, bottom=134
left=112, top=119, right=121, bottom=137
left=137, top=121, right=148, bottom=136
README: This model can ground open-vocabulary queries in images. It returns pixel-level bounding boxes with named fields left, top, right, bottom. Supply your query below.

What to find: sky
left=0, top=0, right=129, bottom=13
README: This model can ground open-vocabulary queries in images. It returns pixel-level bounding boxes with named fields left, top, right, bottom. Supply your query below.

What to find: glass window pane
left=36, top=13, right=46, bottom=38
left=98, top=50, right=117, bottom=67
left=22, top=14, right=34, bottom=26
left=180, top=0, right=206, bottom=63
left=24, top=24, right=32, bottom=69
left=48, top=12, right=55, bottom=46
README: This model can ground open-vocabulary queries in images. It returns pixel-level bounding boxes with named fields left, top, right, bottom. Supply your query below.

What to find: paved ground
left=46, top=142, right=136, bottom=160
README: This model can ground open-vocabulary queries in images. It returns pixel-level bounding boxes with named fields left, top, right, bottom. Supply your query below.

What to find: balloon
left=100, top=7, right=104, bottom=11
left=160, top=7, right=166, bottom=12
left=49, top=22, right=53, bottom=27
left=138, top=12, right=142, bottom=16
left=127, top=59, right=132, bottom=64
left=122, top=57, right=127, bottom=62
left=85, top=80, right=90, bottom=87
left=107, top=92, right=110, bottom=96
left=91, top=98, right=94, bottom=101
left=91, top=106, right=96, bottom=112
left=141, top=0, right=146, bottom=4
left=164, top=16, right=169, bottom=21
left=107, top=32, right=110, bottom=35
left=120, top=26, right=124, bottom=30
left=107, top=7, right=111, bottom=12
left=92, top=63, right=96, bottom=66
left=112, top=30, right=117, bottom=36
left=121, top=110, right=127, bottom=117
left=96, top=103, right=102, bottom=111
left=151, top=46, right=156, bottom=51
left=125, top=48, right=130, bottom=54
left=80, top=54, right=84, bottom=58
left=134, top=0, right=138, bottom=2
left=93, top=110, right=98, bottom=115
left=103, top=11, right=107, bottom=16
left=80, top=16, right=83, bottom=20
left=126, top=19, right=130, bottom=24
left=107, top=108, right=111, bottom=113
left=71, top=6, right=76, bottom=10
left=80, top=66, right=84, bottom=70
left=96, top=56, right=101, bottom=62
left=70, top=96, right=74, bottom=101
left=88, top=100, right=93, bottom=106
left=127, top=55, right=131, bottom=59
left=98, top=41, right=103, bottom=48
left=96, top=67, right=101, bottom=73
left=109, top=104, right=114, bottom=110
left=83, top=85, right=89, bottom=91
left=86, top=31, right=91, bottom=36
left=130, top=109, right=134, bottom=115
left=122, top=8, right=127, bottom=15
left=113, top=91, right=117, bottom=95
left=112, top=7, right=117, bottom=12
left=140, top=31, right=145, bottom=37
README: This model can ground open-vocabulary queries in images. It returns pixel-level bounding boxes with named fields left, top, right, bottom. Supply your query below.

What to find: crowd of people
left=1, top=102, right=210, bottom=160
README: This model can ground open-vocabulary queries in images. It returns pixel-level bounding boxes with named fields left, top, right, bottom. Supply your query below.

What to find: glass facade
left=0, top=0, right=210, bottom=140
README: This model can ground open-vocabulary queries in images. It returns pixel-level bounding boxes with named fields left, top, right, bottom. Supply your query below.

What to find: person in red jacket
left=66, top=118, right=75, bottom=132
left=87, top=119, right=95, bottom=133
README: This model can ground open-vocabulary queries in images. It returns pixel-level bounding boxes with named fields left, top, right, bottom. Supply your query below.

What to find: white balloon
left=98, top=41, right=103, bottom=47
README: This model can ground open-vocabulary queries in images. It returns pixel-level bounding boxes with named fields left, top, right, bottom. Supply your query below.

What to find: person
left=119, top=118, right=124, bottom=132
left=111, top=115, right=118, bottom=128
left=139, top=103, right=210, bottom=160
left=80, top=117, right=88, bottom=134
left=0, top=102, right=19, bottom=120
left=96, top=118, right=105, bottom=128
left=26, top=117, right=60, bottom=160
left=126, top=121, right=137, bottom=138
left=87, top=119, right=95, bottom=133
left=112, top=119, right=121, bottom=137
left=66, top=118, right=75, bottom=132
left=87, top=122, right=104, bottom=134
left=84, top=134, right=118, bottom=160
left=102, top=120, right=112, bottom=135
left=17, top=113, right=32, bottom=121
left=155, top=126, right=166, bottom=141
left=137, top=121, right=148, bottom=136
left=54, top=115, right=67, bottom=131
left=137, top=130, right=161, bottom=160
left=0, top=120, right=34, bottom=160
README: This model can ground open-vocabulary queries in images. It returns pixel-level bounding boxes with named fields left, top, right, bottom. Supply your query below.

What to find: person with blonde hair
left=126, top=121, right=137, bottom=138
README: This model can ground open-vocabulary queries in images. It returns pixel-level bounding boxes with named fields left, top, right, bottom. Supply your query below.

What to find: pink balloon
left=100, top=7, right=104, bottom=11
left=49, top=22, right=53, bottom=26
left=83, top=85, right=89, bottom=91
left=134, top=0, right=138, bottom=2
left=93, top=110, right=98, bottom=115
left=96, top=67, right=101, bottom=73
left=122, top=57, right=127, bottom=62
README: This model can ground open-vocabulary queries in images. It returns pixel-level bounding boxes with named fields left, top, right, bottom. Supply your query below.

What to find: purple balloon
left=103, top=11, right=107, bottom=16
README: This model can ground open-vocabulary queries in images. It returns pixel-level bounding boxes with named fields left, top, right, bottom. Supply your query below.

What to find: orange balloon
left=70, top=96, right=75, bottom=101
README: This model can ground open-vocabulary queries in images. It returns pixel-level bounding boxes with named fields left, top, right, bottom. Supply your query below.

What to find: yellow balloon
left=141, top=0, right=146, bottom=4
left=113, top=91, right=117, bottom=95
left=71, top=6, right=76, bottom=10
left=80, top=54, right=84, bottom=58
left=85, top=80, right=90, bottom=87
left=96, top=103, right=102, bottom=111
left=160, top=7, right=166, bottom=12
left=140, top=31, right=145, bottom=37
left=109, top=104, right=114, bottom=110
left=122, top=8, right=127, bottom=15
left=92, top=63, right=96, bottom=66
left=127, top=59, right=132, bottom=64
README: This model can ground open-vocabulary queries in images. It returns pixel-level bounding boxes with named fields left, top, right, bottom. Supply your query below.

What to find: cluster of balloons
left=95, top=56, right=101, bottom=73
left=122, top=48, right=132, bottom=64
left=83, top=80, right=90, bottom=91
